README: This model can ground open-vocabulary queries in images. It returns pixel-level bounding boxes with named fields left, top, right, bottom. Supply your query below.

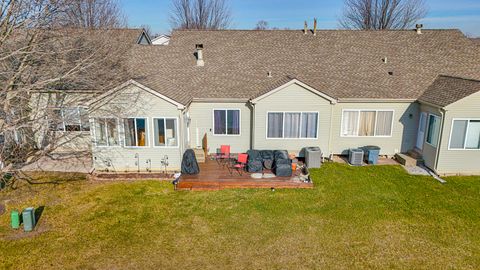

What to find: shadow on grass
left=35, top=206, right=45, bottom=223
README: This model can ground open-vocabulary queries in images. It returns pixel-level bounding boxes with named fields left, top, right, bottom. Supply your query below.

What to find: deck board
left=178, top=158, right=313, bottom=190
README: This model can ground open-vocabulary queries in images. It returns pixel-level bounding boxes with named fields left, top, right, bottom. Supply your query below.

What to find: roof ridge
left=172, top=28, right=461, bottom=32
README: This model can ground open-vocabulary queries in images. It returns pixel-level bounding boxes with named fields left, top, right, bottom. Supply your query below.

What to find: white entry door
left=416, top=112, right=427, bottom=150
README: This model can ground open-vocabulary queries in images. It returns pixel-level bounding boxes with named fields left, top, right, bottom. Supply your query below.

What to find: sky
left=120, top=0, right=480, bottom=37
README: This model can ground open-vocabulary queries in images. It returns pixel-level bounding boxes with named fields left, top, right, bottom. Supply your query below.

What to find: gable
left=446, top=90, right=480, bottom=110
left=251, top=79, right=336, bottom=104
left=89, top=80, right=185, bottom=111
left=137, top=32, right=151, bottom=45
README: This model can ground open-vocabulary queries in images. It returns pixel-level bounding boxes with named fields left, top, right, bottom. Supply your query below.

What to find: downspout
left=250, top=101, right=256, bottom=149
left=327, top=102, right=334, bottom=159
left=179, top=107, right=187, bottom=163
left=433, top=108, right=446, bottom=175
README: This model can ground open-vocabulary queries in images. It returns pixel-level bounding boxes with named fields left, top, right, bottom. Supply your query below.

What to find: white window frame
left=92, top=117, right=120, bottom=148
left=212, top=109, right=241, bottom=136
left=448, top=118, right=480, bottom=151
left=122, top=117, right=150, bottom=148
left=49, top=107, right=90, bottom=132
left=265, top=111, right=319, bottom=140
left=425, top=113, right=441, bottom=148
left=152, top=117, right=179, bottom=148
left=340, top=109, right=395, bottom=138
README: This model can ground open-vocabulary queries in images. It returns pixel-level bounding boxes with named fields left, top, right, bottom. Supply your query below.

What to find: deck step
left=193, top=148, right=206, bottom=163
left=395, top=153, right=423, bottom=166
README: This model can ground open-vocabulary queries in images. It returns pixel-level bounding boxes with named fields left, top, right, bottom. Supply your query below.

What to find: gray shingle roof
left=418, top=75, right=480, bottom=107
left=127, top=29, right=480, bottom=105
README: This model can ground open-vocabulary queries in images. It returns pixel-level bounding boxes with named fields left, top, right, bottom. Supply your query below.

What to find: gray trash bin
left=305, top=147, right=322, bottom=168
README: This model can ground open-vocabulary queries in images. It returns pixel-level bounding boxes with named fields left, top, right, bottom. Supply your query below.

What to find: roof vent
left=304, top=21, right=308, bottom=35
left=195, top=44, right=204, bottom=66
left=313, top=18, right=317, bottom=36
left=383, top=57, right=388, bottom=64
left=415, top=24, right=423, bottom=34
left=267, top=71, right=272, bottom=78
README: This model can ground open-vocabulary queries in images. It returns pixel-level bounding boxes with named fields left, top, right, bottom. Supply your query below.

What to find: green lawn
left=1, top=163, right=479, bottom=269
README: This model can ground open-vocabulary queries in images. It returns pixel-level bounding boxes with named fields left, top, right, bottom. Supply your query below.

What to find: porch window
left=153, top=118, right=178, bottom=147
left=267, top=112, right=318, bottom=139
left=426, top=114, right=441, bottom=147
left=449, top=119, right=480, bottom=150
left=213, top=109, right=240, bottom=135
left=124, top=118, right=148, bottom=147
left=341, top=110, right=393, bottom=137
left=94, top=118, right=119, bottom=147
left=49, top=107, right=90, bottom=132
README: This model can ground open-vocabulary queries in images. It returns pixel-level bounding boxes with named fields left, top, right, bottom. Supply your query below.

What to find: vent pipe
left=415, top=24, right=423, bottom=34
left=195, top=44, right=204, bottom=66
left=304, top=21, right=308, bottom=35
left=313, top=18, right=317, bottom=36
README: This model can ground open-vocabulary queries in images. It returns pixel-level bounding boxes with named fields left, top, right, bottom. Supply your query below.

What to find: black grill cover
left=181, top=149, right=200, bottom=175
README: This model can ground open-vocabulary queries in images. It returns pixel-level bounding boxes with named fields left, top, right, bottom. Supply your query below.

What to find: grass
left=0, top=163, right=479, bottom=269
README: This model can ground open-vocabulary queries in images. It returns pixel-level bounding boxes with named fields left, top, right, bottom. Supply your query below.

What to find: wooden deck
left=177, top=159, right=314, bottom=191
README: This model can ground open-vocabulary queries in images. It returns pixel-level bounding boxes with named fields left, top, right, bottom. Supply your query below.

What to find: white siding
left=89, top=84, right=183, bottom=172
left=331, top=102, right=419, bottom=156
left=188, top=102, right=251, bottom=154
left=253, top=83, right=332, bottom=155
left=437, top=91, right=480, bottom=175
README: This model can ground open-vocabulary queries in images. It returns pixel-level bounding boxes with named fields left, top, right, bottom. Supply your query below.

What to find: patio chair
left=229, top=153, right=248, bottom=175
left=214, top=145, right=231, bottom=167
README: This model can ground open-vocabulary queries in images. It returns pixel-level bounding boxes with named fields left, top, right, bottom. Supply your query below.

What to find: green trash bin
left=11, top=210, right=20, bottom=229
left=22, top=207, right=35, bottom=232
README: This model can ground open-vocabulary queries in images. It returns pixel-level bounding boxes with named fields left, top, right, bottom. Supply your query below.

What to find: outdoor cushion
left=247, top=149, right=262, bottom=162
left=247, top=160, right=263, bottom=173
left=260, top=150, right=274, bottom=161
left=273, top=163, right=292, bottom=177
left=273, top=150, right=289, bottom=161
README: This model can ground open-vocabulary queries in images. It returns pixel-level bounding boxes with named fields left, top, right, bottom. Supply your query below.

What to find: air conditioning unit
left=349, top=148, right=364, bottom=166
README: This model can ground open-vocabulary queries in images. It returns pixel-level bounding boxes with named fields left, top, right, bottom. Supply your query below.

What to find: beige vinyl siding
left=331, top=102, right=419, bottom=156
left=436, top=91, right=480, bottom=175
left=253, top=83, right=332, bottom=155
left=419, top=104, right=443, bottom=171
left=188, top=102, right=251, bottom=154
left=89, top=84, right=183, bottom=172
left=30, top=91, right=96, bottom=153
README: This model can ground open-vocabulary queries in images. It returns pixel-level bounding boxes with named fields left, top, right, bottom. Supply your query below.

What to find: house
left=151, top=34, right=171, bottom=45
left=61, top=27, right=480, bottom=175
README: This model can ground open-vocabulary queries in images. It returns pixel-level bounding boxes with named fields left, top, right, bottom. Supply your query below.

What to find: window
left=49, top=107, right=89, bottom=132
left=213, top=109, right=240, bottom=135
left=94, top=118, right=119, bottom=147
left=153, top=118, right=178, bottom=147
left=124, top=118, right=148, bottom=147
left=426, top=114, right=441, bottom=147
left=449, top=119, right=480, bottom=150
left=267, top=112, right=318, bottom=139
left=341, top=110, right=393, bottom=137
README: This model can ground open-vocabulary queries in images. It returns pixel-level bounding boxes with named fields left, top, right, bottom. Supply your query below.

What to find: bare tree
left=0, top=0, right=131, bottom=175
left=339, top=0, right=428, bottom=30
left=169, top=0, right=232, bottom=30
left=254, top=20, right=269, bottom=30
left=58, top=0, right=127, bottom=28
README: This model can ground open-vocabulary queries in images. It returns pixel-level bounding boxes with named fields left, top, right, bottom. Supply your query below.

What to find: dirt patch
left=3, top=223, right=50, bottom=241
